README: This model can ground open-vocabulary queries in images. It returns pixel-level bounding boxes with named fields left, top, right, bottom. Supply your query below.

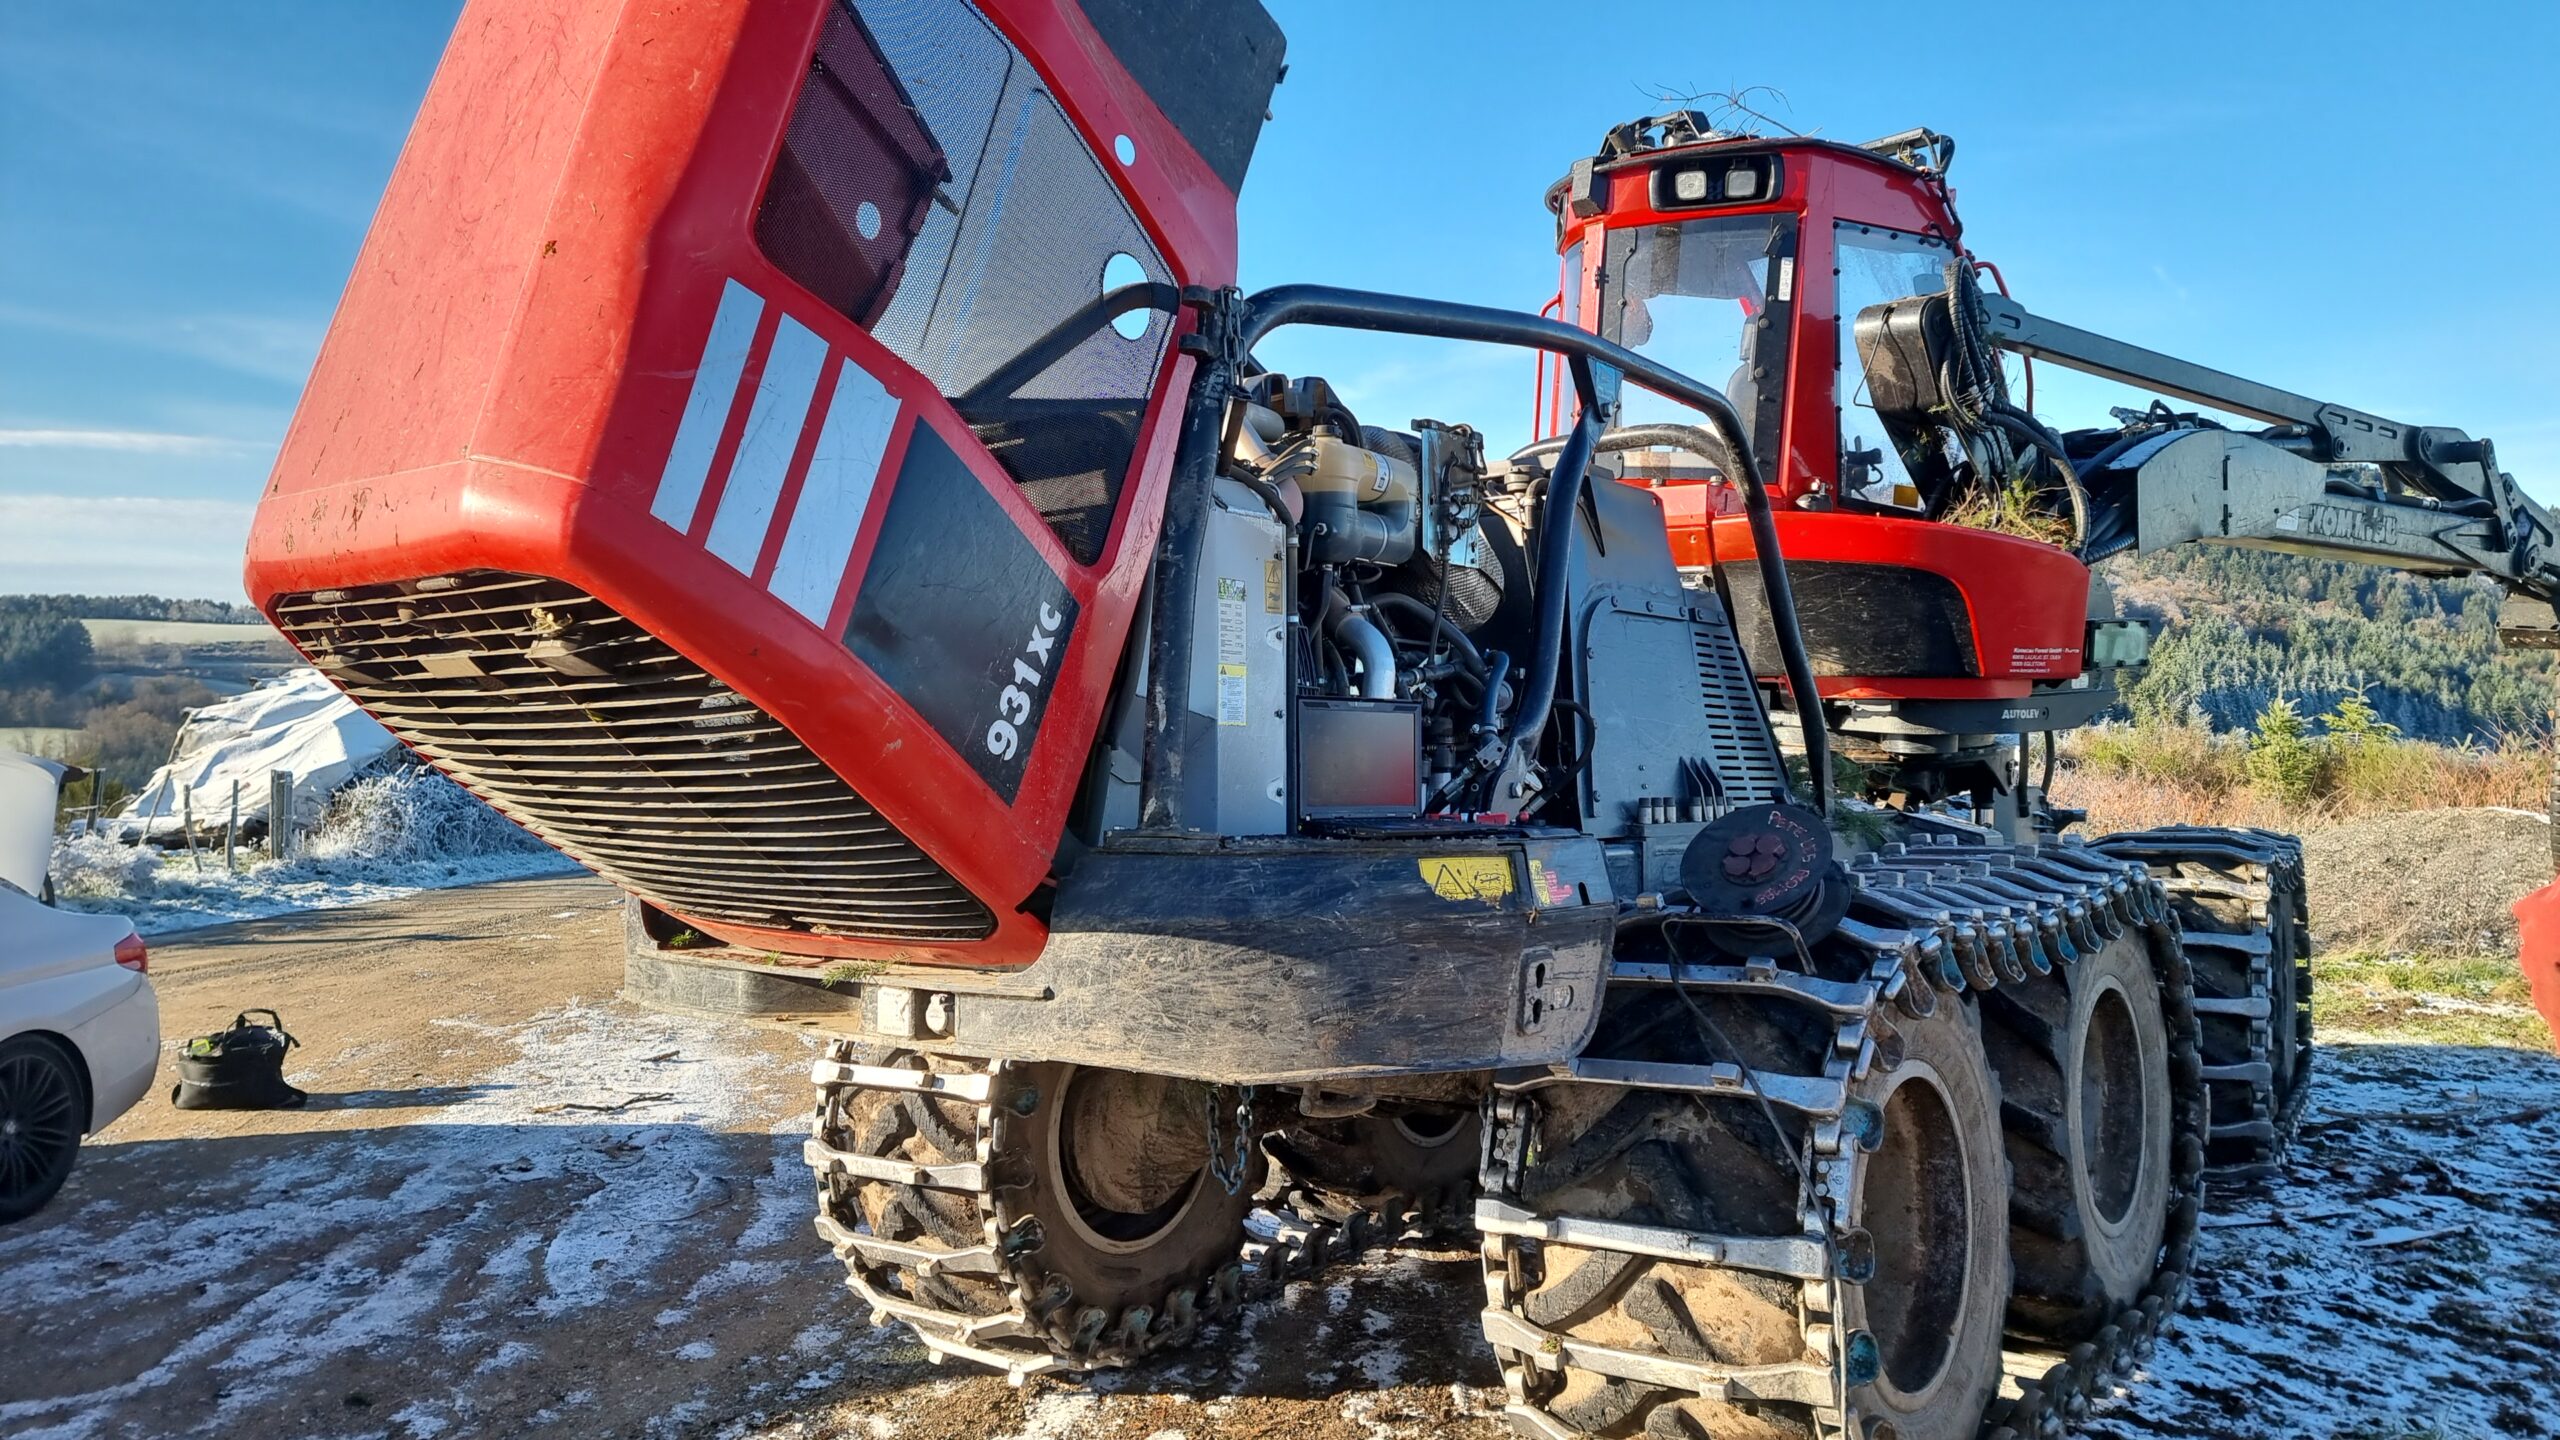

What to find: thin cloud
left=0, top=429, right=259, bottom=456
left=0, top=495, right=256, bottom=603
left=0, top=302, right=325, bottom=388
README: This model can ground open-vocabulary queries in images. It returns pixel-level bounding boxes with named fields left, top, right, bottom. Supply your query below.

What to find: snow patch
left=995, top=1393, right=1103, bottom=1440
left=1350, top=1345, right=1406, bottom=1388
left=2083, top=1040, right=2560, bottom=1438
left=390, top=1403, right=450, bottom=1438
left=51, top=767, right=577, bottom=935
left=0, top=1001, right=811, bottom=1439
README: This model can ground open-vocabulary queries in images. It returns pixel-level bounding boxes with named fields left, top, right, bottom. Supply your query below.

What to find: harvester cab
left=1543, top=115, right=2138, bottom=813
left=1549, top=110, right=2560, bottom=823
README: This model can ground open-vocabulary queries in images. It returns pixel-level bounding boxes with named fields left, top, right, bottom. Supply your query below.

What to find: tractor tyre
left=1982, top=928, right=2174, bottom=1339
left=813, top=1049, right=1260, bottom=1368
left=1495, top=992, right=2010, bottom=1440
left=1266, top=1102, right=1480, bottom=1224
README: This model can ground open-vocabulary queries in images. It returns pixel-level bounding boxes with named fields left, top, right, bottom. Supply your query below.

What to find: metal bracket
left=1516, top=945, right=1578, bottom=1035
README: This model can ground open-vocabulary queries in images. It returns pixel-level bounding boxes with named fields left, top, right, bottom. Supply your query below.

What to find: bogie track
left=2089, top=826, right=2313, bottom=1179
left=1475, top=839, right=2209, bottom=1440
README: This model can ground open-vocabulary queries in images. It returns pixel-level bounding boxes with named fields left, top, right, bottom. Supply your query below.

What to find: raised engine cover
left=244, top=0, right=1284, bottom=965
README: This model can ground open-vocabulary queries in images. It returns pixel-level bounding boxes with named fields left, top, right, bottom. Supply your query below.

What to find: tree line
left=2109, top=548, right=2553, bottom=744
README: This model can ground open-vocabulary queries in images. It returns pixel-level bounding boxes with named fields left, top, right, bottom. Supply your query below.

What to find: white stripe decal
left=769, top=357, right=900, bottom=624
left=705, top=314, right=831, bottom=574
left=651, top=279, right=765, bottom=532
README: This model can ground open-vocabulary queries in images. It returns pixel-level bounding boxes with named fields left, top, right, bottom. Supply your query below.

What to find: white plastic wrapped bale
left=117, top=669, right=398, bottom=839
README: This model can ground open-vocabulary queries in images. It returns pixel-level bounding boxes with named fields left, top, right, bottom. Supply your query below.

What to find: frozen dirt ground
left=2, top=875, right=2556, bottom=1439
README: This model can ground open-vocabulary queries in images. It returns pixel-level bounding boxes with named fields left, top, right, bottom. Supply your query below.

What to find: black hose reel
left=1677, top=802, right=1853, bottom=957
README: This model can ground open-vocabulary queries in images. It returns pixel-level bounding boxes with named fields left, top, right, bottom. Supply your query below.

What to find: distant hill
left=8, top=594, right=263, bottom=624
left=2, top=594, right=297, bottom=784
left=2105, top=547, right=2553, bottom=743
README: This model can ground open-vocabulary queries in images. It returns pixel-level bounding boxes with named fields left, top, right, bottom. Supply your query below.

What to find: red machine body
left=1703, top=513, right=2088, bottom=700
left=245, top=0, right=1283, bottom=966
left=1543, top=128, right=2095, bottom=698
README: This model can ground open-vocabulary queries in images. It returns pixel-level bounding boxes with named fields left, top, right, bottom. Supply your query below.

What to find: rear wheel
left=1267, top=1102, right=1480, bottom=1223
left=1831, top=1001, right=2011, bottom=1440
left=812, top=1050, right=1259, bottom=1369
left=0, top=1036, right=85, bottom=1225
left=1015, top=1063, right=1260, bottom=1312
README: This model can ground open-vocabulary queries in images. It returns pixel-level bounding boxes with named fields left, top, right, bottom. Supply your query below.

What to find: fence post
left=183, top=791, right=201, bottom=873
left=226, top=779, right=239, bottom=872
left=270, top=770, right=294, bottom=861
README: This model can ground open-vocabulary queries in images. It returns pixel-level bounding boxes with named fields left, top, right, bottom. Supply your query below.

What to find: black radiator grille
left=270, top=572, right=995, bottom=942
left=1692, top=610, right=1789, bottom=804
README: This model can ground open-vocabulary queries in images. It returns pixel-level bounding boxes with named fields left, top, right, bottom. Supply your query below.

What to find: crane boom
left=1970, top=293, right=2560, bottom=638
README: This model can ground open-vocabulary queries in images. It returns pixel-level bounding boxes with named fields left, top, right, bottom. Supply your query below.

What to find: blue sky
left=4, top=0, right=2555, bottom=600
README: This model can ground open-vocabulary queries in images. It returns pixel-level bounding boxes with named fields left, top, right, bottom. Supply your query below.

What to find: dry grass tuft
left=2052, top=722, right=2548, bottom=836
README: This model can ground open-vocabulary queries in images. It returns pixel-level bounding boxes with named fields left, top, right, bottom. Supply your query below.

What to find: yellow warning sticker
left=1419, top=856, right=1513, bottom=903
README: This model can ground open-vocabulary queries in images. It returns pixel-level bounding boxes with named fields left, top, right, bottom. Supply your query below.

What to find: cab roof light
left=1650, top=155, right=1779, bottom=212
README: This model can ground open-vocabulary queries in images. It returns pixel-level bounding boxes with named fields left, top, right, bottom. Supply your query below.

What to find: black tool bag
left=171, top=1010, right=307, bottom=1111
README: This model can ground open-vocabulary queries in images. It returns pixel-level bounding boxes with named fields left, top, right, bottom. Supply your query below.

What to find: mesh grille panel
left=755, top=0, right=1175, bottom=565
left=272, top=572, right=995, bottom=943
left=1692, top=611, right=1788, bottom=803
left=753, top=7, right=951, bottom=328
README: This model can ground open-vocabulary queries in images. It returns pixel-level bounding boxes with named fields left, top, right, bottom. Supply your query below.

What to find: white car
left=0, top=751, right=159, bottom=1225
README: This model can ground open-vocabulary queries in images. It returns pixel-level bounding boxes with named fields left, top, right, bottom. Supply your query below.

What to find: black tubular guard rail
left=1138, top=284, right=1829, bottom=827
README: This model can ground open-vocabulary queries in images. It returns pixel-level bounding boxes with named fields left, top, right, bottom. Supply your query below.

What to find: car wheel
left=0, top=1036, right=86, bottom=1225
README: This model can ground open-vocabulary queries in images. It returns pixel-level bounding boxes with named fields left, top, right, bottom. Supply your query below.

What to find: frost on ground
left=50, top=767, right=576, bottom=934
left=0, top=1000, right=858, bottom=1440
left=7, top=855, right=2558, bottom=1440
left=2086, top=1040, right=2560, bottom=1440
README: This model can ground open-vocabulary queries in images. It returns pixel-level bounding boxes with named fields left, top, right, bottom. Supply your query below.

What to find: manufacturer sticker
left=1419, top=856, right=1513, bottom=902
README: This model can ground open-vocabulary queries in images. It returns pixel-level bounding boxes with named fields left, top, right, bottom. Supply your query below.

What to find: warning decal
left=1419, top=856, right=1514, bottom=903
left=1525, top=858, right=1577, bottom=907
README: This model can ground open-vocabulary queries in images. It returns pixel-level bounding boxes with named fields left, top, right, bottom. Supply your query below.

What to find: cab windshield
left=1835, top=221, right=1955, bottom=510
left=1600, top=213, right=1789, bottom=469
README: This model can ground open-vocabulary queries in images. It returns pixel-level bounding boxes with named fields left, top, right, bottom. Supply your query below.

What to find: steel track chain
left=2088, top=826, right=2313, bottom=1179
left=801, top=1052, right=1462, bottom=1384
left=1476, top=838, right=2210, bottom=1440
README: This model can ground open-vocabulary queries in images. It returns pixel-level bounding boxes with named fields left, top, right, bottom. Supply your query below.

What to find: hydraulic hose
left=1983, top=403, right=2091, bottom=556
left=1369, top=592, right=1485, bottom=674
left=1476, top=650, right=1512, bottom=741
left=1504, top=398, right=1604, bottom=756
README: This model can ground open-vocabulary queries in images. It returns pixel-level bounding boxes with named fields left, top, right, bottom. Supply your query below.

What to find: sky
left=3, top=0, right=2556, bottom=602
